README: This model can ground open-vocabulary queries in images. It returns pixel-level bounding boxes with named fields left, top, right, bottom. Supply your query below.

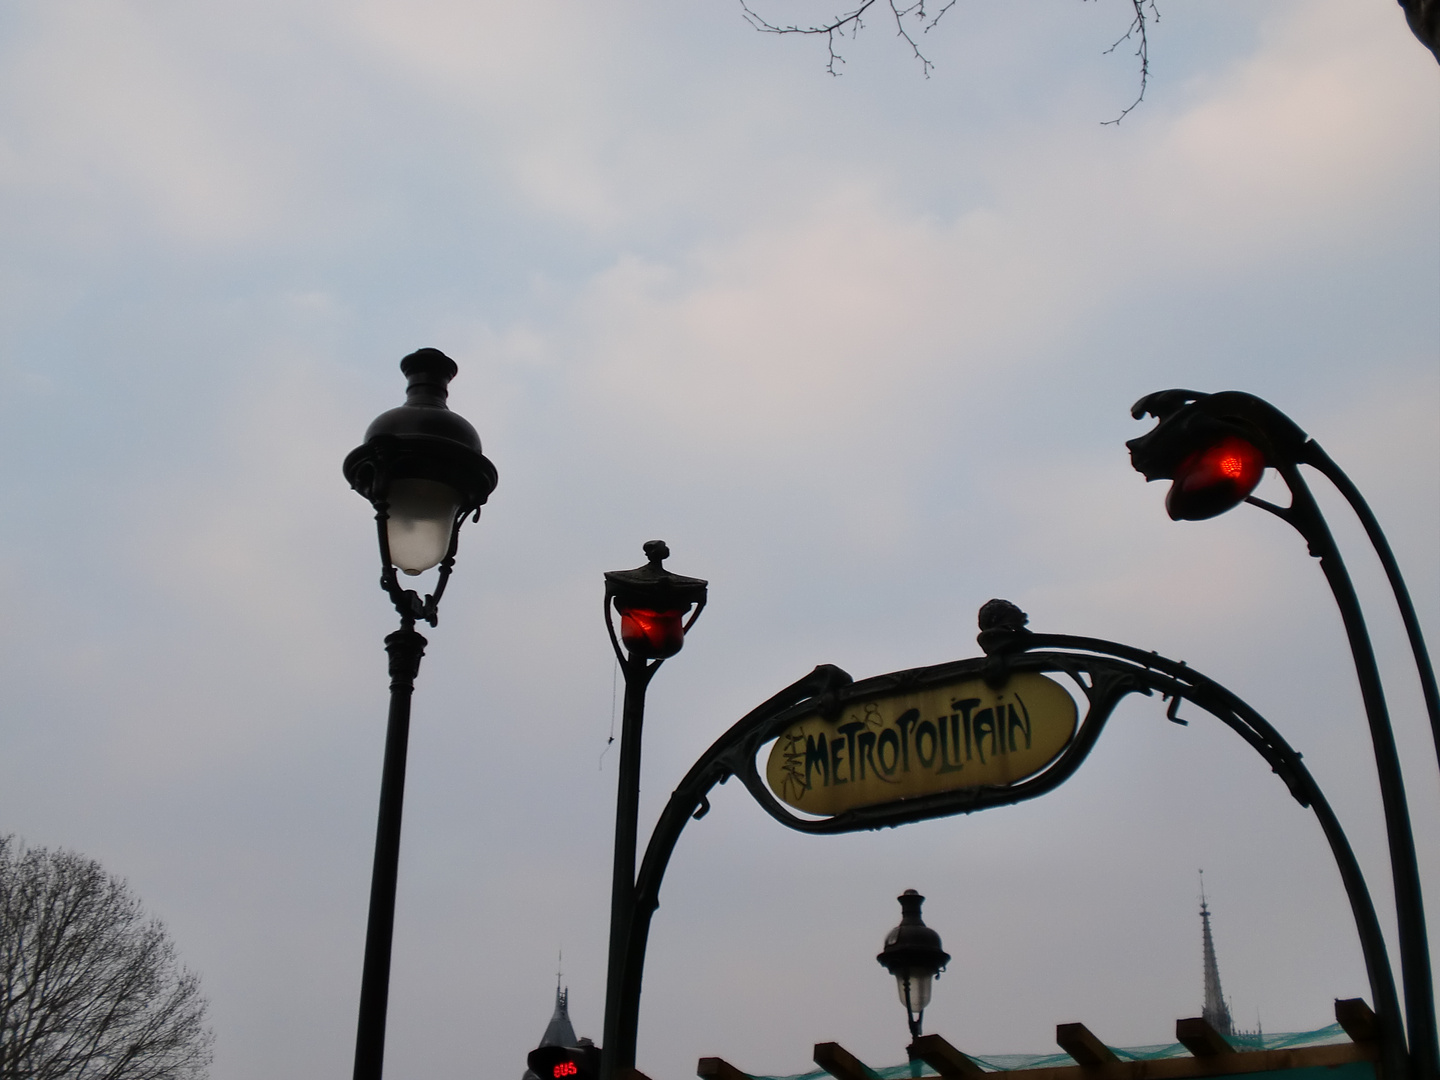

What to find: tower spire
left=1199, top=871, right=1234, bottom=1037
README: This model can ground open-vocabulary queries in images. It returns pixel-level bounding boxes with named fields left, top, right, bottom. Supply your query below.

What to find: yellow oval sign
left=765, top=672, right=1077, bottom=815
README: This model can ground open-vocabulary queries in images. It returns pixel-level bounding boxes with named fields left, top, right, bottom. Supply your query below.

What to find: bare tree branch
left=739, top=0, right=1161, bottom=122
left=1098, top=0, right=1159, bottom=125
left=739, top=0, right=956, bottom=77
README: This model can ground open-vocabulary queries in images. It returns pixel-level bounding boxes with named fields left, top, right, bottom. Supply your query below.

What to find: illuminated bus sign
left=527, top=1045, right=598, bottom=1080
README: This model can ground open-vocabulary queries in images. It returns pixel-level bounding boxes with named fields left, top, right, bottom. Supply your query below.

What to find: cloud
left=1137, top=0, right=1438, bottom=261
left=0, top=1, right=299, bottom=246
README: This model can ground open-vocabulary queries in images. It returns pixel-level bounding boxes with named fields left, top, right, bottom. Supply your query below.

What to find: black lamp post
left=600, top=541, right=707, bottom=1080
left=1127, top=389, right=1436, bottom=1080
left=877, top=889, right=951, bottom=1052
left=342, top=349, right=497, bottom=1080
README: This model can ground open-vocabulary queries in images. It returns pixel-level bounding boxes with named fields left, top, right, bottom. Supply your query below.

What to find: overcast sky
left=0, top=1, right=1436, bottom=1078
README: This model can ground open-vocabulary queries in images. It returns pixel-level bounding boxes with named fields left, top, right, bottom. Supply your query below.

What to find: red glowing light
left=1165, top=435, right=1266, bottom=521
left=554, top=1063, right=579, bottom=1078
left=618, top=606, right=688, bottom=659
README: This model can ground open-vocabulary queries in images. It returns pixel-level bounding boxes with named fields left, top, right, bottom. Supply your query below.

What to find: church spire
left=1199, top=872, right=1234, bottom=1037
left=523, top=954, right=598, bottom=1080
left=539, top=952, right=578, bottom=1049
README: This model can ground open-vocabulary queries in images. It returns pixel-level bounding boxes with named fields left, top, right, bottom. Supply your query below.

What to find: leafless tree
left=0, top=837, right=213, bottom=1080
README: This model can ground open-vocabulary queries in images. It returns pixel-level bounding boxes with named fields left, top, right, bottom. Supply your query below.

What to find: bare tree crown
left=0, top=837, right=213, bottom=1080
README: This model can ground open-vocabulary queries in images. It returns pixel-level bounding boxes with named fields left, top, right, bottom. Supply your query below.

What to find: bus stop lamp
left=877, top=889, right=951, bottom=1051
left=1128, top=389, right=1438, bottom=1080
left=600, top=541, right=707, bottom=1080
left=342, top=349, right=498, bottom=1080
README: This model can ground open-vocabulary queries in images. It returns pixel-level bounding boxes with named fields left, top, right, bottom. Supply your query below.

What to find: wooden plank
left=911, top=1034, right=986, bottom=1079
left=1057, top=1024, right=1119, bottom=1067
left=713, top=1027, right=1373, bottom=1080
left=1175, top=1018, right=1235, bottom=1059
left=942, top=1041, right=1372, bottom=1080
left=697, top=1057, right=752, bottom=1080
left=813, top=1042, right=878, bottom=1080
left=691, top=1031, right=1376, bottom=1080
left=1335, top=999, right=1379, bottom=1044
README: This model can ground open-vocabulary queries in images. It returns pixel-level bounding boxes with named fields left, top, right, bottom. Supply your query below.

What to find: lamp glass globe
left=896, top=971, right=933, bottom=1012
left=385, top=478, right=461, bottom=575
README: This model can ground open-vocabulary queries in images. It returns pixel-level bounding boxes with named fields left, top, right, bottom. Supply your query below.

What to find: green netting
left=742, top=1021, right=1355, bottom=1080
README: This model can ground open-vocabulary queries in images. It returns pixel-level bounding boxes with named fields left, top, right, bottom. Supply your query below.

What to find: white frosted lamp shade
left=896, top=972, right=933, bottom=1012
left=385, top=478, right=461, bottom=575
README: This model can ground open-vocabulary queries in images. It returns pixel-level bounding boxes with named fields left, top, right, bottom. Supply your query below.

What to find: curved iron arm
left=1247, top=457, right=1434, bottom=1080
left=610, top=635, right=1404, bottom=1080
left=1023, top=632, right=1405, bottom=1080
left=1298, top=441, right=1440, bottom=774
left=603, top=663, right=852, bottom=1075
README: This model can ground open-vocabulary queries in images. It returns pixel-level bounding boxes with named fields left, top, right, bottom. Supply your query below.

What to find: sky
left=0, top=1, right=1436, bottom=1078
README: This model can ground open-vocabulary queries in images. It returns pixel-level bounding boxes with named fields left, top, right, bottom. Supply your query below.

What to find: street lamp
left=877, top=889, right=951, bottom=1050
left=600, top=541, right=706, bottom=1080
left=342, top=348, right=497, bottom=1080
left=1127, top=389, right=1437, bottom=1080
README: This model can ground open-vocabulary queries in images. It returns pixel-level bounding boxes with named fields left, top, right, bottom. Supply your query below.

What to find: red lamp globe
left=617, top=605, right=690, bottom=660
left=1165, top=435, right=1266, bottom=521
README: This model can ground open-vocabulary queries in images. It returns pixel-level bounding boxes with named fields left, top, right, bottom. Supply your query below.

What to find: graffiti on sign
left=764, top=673, right=1077, bottom=815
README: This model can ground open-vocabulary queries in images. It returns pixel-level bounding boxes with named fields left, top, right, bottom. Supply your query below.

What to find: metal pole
left=352, top=625, right=426, bottom=1080
left=601, top=657, right=652, bottom=1080
left=903, top=978, right=924, bottom=1078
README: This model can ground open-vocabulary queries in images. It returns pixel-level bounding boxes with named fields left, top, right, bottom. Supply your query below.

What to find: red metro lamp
left=605, top=541, right=707, bottom=660
left=1125, top=390, right=1271, bottom=521
left=599, top=541, right=707, bottom=1080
